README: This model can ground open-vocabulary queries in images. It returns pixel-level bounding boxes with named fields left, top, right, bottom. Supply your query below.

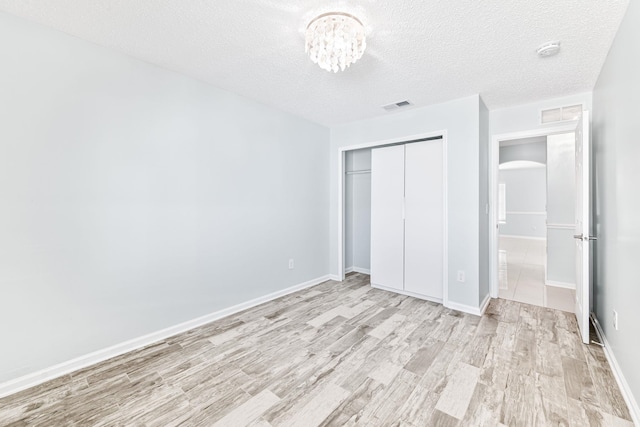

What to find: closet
left=370, top=139, right=445, bottom=302
left=344, top=149, right=372, bottom=274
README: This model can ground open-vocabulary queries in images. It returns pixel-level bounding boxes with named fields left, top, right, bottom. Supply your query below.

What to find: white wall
left=345, top=149, right=371, bottom=272
left=498, top=141, right=548, bottom=239
left=499, top=141, right=547, bottom=164
left=546, top=134, right=576, bottom=225
left=592, top=0, right=640, bottom=418
left=479, top=99, right=490, bottom=305
left=331, top=95, right=481, bottom=308
left=0, top=12, right=330, bottom=384
left=546, top=133, right=576, bottom=285
left=491, top=92, right=592, bottom=136
left=498, top=167, right=547, bottom=238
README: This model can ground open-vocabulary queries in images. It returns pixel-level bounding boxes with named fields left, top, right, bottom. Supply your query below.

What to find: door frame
left=337, top=130, right=448, bottom=305
left=489, top=124, right=579, bottom=298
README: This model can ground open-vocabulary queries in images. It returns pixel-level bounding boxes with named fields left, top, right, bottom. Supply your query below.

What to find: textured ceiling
left=0, top=0, right=629, bottom=126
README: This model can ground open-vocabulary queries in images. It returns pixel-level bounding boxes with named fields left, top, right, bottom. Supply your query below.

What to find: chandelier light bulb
left=305, top=12, right=366, bottom=73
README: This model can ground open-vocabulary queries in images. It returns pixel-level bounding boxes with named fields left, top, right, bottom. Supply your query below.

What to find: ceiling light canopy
left=305, top=12, right=366, bottom=73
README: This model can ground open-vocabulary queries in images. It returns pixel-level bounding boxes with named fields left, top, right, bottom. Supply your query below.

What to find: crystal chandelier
left=305, top=12, right=366, bottom=73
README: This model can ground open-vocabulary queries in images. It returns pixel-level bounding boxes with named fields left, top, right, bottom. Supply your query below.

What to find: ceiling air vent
left=541, top=104, right=582, bottom=124
left=383, top=100, right=412, bottom=112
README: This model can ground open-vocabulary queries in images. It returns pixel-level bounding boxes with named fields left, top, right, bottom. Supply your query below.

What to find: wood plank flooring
left=0, top=273, right=633, bottom=426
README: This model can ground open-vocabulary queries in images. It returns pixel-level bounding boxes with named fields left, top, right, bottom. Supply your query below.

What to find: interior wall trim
left=479, top=293, right=492, bottom=315
left=591, top=314, right=640, bottom=426
left=505, top=211, right=547, bottom=215
left=546, top=223, right=575, bottom=230
left=371, top=283, right=443, bottom=305
left=345, top=266, right=371, bottom=275
left=442, top=295, right=491, bottom=317
left=499, top=234, right=547, bottom=241
left=444, top=300, right=482, bottom=316
left=0, top=274, right=332, bottom=399
left=545, top=280, right=576, bottom=290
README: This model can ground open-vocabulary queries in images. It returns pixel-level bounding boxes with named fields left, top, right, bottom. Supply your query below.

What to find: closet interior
left=344, top=148, right=372, bottom=275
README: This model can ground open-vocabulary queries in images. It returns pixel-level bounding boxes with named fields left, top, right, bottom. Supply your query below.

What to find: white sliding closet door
left=370, top=145, right=405, bottom=290
left=404, top=141, right=444, bottom=298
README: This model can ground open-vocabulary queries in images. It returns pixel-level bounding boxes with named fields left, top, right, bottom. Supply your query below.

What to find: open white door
left=574, top=110, right=591, bottom=344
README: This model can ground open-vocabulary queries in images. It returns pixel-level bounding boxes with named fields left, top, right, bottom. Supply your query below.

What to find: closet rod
left=345, top=169, right=371, bottom=175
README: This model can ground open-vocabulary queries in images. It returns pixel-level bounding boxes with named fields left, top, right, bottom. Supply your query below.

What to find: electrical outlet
left=457, top=270, right=465, bottom=283
left=288, top=259, right=294, bottom=270
left=613, top=310, right=619, bottom=330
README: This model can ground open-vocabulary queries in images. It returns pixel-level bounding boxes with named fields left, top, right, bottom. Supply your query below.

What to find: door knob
left=573, top=234, right=598, bottom=241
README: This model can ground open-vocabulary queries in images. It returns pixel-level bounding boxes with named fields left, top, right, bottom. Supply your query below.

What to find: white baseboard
left=0, top=274, right=331, bottom=399
left=499, top=234, right=547, bottom=241
left=345, top=266, right=371, bottom=275
left=446, top=293, right=493, bottom=317
left=591, top=314, right=640, bottom=426
left=329, top=274, right=342, bottom=281
left=371, top=283, right=443, bottom=305
left=368, top=284, right=490, bottom=317
left=545, top=280, right=576, bottom=290
left=445, top=300, right=485, bottom=316
left=480, top=293, right=492, bottom=315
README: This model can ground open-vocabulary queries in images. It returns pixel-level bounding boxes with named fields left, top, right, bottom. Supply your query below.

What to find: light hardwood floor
left=0, top=273, right=633, bottom=426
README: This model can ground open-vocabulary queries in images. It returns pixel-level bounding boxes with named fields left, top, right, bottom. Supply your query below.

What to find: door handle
left=574, top=234, right=598, bottom=241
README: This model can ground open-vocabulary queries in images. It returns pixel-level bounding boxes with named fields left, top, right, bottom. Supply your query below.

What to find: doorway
left=490, top=123, right=580, bottom=313
left=496, top=134, right=576, bottom=312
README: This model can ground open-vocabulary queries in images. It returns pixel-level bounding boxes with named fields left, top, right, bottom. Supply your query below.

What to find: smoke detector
left=537, top=41, right=561, bottom=57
